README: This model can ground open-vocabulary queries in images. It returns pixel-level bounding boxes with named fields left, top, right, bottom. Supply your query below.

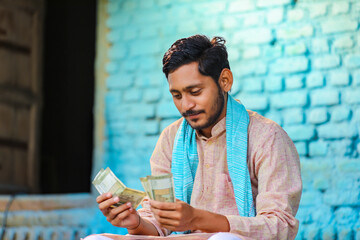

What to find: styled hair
left=162, top=35, right=230, bottom=83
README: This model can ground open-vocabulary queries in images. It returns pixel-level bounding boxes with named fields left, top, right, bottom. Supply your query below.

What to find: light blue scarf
left=171, top=94, right=255, bottom=234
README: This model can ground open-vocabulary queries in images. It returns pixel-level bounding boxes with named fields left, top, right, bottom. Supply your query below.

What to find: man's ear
left=218, top=68, right=233, bottom=93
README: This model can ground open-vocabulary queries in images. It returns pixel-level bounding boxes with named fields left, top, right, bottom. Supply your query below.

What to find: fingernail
left=127, top=202, right=131, bottom=207
left=106, top=193, right=111, bottom=198
left=113, top=197, right=119, bottom=202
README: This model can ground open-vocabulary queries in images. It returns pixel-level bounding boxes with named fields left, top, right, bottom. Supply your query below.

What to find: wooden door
left=0, top=0, right=44, bottom=193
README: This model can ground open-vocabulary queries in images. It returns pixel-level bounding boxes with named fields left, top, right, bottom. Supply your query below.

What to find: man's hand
left=150, top=199, right=197, bottom=232
left=96, top=193, right=140, bottom=229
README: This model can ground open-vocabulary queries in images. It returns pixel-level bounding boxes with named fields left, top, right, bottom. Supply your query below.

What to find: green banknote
left=92, top=167, right=146, bottom=209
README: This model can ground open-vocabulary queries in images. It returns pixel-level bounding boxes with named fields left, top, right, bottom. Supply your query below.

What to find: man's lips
left=187, top=112, right=201, bottom=119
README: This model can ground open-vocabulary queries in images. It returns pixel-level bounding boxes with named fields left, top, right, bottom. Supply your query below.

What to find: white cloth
left=208, top=232, right=242, bottom=240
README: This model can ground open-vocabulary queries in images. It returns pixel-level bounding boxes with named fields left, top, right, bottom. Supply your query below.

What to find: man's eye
left=191, top=90, right=201, bottom=95
left=173, top=94, right=181, bottom=99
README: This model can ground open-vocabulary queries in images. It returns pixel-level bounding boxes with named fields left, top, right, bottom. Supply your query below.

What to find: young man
left=94, top=35, right=302, bottom=240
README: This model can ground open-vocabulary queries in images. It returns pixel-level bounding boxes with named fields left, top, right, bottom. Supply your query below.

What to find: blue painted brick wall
left=102, top=0, right=360, bottom=238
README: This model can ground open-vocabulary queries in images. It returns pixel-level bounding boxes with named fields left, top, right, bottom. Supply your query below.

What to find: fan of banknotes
left=92, top=167, right=175, bottom=209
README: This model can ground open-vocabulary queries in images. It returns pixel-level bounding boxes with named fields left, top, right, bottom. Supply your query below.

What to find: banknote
left=141, top=173, right=175, bottom=203
left=92, top=167, right=146, bottom=209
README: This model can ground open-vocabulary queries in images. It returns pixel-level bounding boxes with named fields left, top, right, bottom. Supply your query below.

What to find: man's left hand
left=150, top=199, right=198, bottom=231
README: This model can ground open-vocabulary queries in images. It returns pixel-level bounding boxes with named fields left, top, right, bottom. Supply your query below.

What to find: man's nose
left=182, top=96, right=195, bottom=111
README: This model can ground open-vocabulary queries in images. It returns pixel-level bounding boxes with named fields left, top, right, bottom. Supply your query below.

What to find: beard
left=184, top=86, right=225, bottom=130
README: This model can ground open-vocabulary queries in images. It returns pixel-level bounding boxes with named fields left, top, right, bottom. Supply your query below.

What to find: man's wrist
left=191, top=208, right=203, bottom=231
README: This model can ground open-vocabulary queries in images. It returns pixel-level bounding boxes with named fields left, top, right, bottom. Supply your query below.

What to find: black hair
left=162, top=35, right=230, bottom=83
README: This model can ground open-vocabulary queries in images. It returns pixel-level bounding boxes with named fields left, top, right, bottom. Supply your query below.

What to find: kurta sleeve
left=225, top=123, right=302, bottom=240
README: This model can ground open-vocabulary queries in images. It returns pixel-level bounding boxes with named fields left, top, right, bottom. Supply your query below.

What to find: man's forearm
left=127, top=217, right=160, bottom=236
left=193, top=208, right=230, bottom=232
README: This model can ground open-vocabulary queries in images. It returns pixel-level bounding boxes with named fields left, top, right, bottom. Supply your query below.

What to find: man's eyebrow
left=169, top=84, right=203, bottom=93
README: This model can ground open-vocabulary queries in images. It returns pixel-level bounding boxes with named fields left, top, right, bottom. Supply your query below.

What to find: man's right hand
left=96, top=193, right=140, bottom=230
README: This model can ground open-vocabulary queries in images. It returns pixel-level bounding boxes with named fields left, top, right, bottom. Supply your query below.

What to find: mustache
left=182, top=110, right=205, bottom=117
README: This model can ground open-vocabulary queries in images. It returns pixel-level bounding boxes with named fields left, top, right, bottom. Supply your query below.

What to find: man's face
left=168, top=62, right=226, bottom=135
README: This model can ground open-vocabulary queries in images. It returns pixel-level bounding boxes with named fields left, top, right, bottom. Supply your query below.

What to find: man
left=93, top=35, right=302, bottom=240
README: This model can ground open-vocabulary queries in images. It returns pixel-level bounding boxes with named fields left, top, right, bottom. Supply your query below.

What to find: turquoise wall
left=102, top=0, right=360, bottom=238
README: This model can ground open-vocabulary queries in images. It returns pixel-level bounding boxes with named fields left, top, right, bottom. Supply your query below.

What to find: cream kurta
left=138, top=110, right=302, bottom=240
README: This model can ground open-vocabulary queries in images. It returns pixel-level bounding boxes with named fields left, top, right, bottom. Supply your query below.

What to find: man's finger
left=110, top=208, right=133, bottom=225
left=108, top=202, right=132, bottom=220
left=151, top=207, right=180, bottom=220
left=99, top=196, right=120, bottom=212
left=96, top=193, right=112, bottom=203
left=150, top=200, right=177, bottom=210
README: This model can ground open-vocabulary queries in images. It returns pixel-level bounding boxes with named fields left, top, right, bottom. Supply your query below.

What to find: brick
left=228, top=0, right=255, bottom=13
left=295, top=141, right=307, bottom=156
left=285, top=42, right=307, bottom=56
left=322, top=225, right=336, bottom=240
left=310, top=89, right=339, bottom=106
left=160, top=118, right=178, bottom=132
left=307, top=107, right=328, bottom=124
left=343, top=89, right=360, bottom=104
left=105, top=62, right=119, bottom=74
left=318, top=123, right=358, bottom=139
left=300, top=190, right=322, bottom=206
left=238, top=94, right=268, bottom=111
left=271, top=90, right=308, bottom=109
left=287, top=9, right=304, bottom=22
left=264, top=76, right=283, bottom=92
left=331, top=106, right=351, bottom=122
left=329, top=139, right=353, bottom=157
left=304, top=224, right=320, bottom=239
left=130, top=39, right=162, bottom=56
left=232, top=60, right=267, bottom=77
left=263, top=45, right=282, bottom=59
left=106, top=12, right=130, bottom=28
left=309, top=141, right=328, bottom=157
left=306, top=72, right=324, bottom=88
left=322, top=17, right=358, bottom=34
left=277, top=25, right=313, bottom=40
left=312, top=205, right=334, bottom=226
left=192, top=2, right=226, bottom=15
left=327, top=70, right=350, bottom=86
left=105, top=91, right=122, bottom=107
left=283, top=108, right=304, bottom=125
left=106, top=73, right=134, bottom=89
left=257, top=0, right=292, bottom=8
left=310, top=38, right=329, bottom=54
left=265, top=111, right=282, bottom=125
left=233, top=28, right=273, bottom=44
left=123, top=88, right=142, bottom=102
left=135, top=71, right=164, bottom=88
left=335, top=207, right=358, bottom=225
left=284, top=125, right=315, bottom=141
left=228, top=48, right=240, bottom=61
left=271, top=57, right=309, bottom=74
left=344, top=54, right=360, bottom=69
left=242, top=77, right=263, bottom=92
left=177, top=20, right=198, bottom=34
left=122, top=26, right=137, bottom=41
left=296, top=206, right=312, bottom=224
left=338, top=227, right=354, bottom=240
left=242, top=46, right=261, bottom=59
left=129, top=103, right=155, bottom=118
left=331, top=2, right=350, bottom=15
left=285, top=75, right=304, bottom=89
left=243, top=13, right=264, bottom=27
left=266, top=8, right=283, bottom=24
left=143, top=120, right=159, bottom=135
left=324, top=190, right=360, bottom=206
left=138, top=56, right=157, bottom=71
left=333, top=36, right=354, bottom=51
left=143, top=88, right=162, bottom=103
left=312, top=55, right=340, bottom=70
left=309, top=3, right=328, bottom=18
left=353, top=70, right=360, bottom=86
left=156, top=102, right=180, bottom=118
left=337, top=159, right=360, bottom=173
left=223, top=16, right=239, bottom=30
left=313, top=175, right=329, bottom=190
left=108, top=43, right=127, bottom=60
